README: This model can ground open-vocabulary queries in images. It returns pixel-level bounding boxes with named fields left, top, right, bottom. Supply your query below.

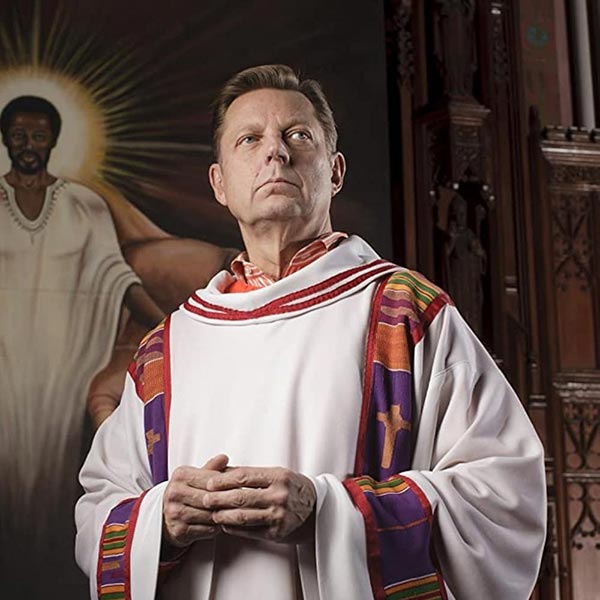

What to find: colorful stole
left=96, top=318, right=172, bottom=600
left=344, top=270, right=451, bottom=599
left=96, top=270, right=451, bottom=600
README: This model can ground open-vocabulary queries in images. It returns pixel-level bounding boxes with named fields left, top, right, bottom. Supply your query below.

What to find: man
left=75, top=65, right=546, bottom=599
left=0, top=95, right=163, bottom=598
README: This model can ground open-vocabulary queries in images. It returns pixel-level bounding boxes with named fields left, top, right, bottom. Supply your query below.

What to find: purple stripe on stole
left=99, top=498, right=137, bottom=589
left=375, top=509, right=435, bottom=584
left=369, top=488, right=426, bottom=527
left=144, top=396, right=168, bottom=485
left=365, top=363, right=413, bottom=479
left=379, top=296, right=415, bottom=311
left=111, top=497, right=136, bottom=522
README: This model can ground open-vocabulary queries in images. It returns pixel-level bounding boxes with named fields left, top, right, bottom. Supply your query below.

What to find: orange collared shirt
left=226, top=231, right=348, bottom=293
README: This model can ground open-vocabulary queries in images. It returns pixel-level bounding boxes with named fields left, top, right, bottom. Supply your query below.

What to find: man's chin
left=14, top=162, right=42, bottom=175
left=256, top=195, right=304, bottom=217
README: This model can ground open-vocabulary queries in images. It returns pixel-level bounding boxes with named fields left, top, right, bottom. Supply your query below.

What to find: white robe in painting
left=75, top=235, right=546, bottom=600
left=0, top=177, right=140, bottom=598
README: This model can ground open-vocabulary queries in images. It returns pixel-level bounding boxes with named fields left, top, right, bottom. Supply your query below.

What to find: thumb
left=202, top=454, right=229, bottom=471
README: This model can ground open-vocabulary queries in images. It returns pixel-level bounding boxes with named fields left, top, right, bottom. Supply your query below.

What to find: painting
left=0, top=1, right=392, bottom=596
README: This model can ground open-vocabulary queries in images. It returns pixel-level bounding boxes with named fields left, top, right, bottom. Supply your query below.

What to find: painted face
left=209, top=88, right=345, bottom=235
left=4, top=112, right=55, bottom=175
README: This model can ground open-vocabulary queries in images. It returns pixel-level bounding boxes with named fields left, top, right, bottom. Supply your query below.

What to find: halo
left=0, top=65, right=106, bottom=180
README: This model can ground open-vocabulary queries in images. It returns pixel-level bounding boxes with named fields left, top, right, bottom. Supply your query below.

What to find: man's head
left=209, top=65, right=345, bottom=239
left=0, top=96, right=61, bottom=175
left=211, top=65, right=338, bottom=160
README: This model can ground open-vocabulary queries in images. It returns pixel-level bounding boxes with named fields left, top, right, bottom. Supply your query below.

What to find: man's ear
left=208, top=162, right=227, bottom=207
left=331, top=152, right=346, bottom=198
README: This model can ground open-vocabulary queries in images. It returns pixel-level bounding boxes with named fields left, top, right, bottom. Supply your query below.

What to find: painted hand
left=202, top=466, right=317, bottom=543
left=162, top=454, right=229, bottom=548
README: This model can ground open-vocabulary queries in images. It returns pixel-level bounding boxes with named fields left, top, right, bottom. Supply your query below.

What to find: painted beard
left=11, top=149, right=48, bottom=175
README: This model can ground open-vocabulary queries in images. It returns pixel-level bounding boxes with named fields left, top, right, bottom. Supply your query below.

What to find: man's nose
left=264, top=136, right=290, bottom=165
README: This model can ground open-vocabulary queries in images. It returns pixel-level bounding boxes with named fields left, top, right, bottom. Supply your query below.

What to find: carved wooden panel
left=556, top=376, right=600, bottom=599
left=531, top=118, right=600, bottom=598
left=385, top=1, right=598, bottom=597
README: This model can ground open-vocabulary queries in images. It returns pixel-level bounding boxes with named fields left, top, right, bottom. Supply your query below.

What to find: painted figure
left=0, top=95, right=163, bottom=598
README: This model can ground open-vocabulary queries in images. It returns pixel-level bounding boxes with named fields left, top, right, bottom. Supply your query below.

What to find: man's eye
left=289, top=131, right=310, bottom=141
left=239, top=135, right=257, bottom=145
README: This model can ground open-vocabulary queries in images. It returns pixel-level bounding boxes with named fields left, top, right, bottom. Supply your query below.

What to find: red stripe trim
left=127, top=360, right=136, bottom=381
left=163, top=315, right=172, bottom=445
left=124, top=490, right=149, bottom=600
left=189, top=260, right=390, bottom=316
left=343, top=479, right=386, bottom=600
left=127, top=358, right=144, bottom=402
left=412, top=295, right=451, bottom=344
left=96, top=518, right=105, bottom=598
left=185, top=262, right=395, bottom=321
left=354, top=276, right=389, bottom=474
left=435, top=572, right=449, bottom=600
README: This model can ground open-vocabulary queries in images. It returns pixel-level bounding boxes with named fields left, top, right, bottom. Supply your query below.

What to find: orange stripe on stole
left=373, top=322, right=410, bottom=371
left=142, top=358, right=164, bottom=404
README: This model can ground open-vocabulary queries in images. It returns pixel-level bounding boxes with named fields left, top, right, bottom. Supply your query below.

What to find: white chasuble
left=76, top=235, right=546, bottom=600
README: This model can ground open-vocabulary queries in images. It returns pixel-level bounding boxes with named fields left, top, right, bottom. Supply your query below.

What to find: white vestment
left=76, top=235, right=546, bottom=600
left=0, top=177, right=140, bottom=597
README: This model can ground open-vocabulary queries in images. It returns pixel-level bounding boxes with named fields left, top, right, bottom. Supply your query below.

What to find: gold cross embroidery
left=376, top=404, right=411, bottom=469
left=146, top=429, right=161, bottom=455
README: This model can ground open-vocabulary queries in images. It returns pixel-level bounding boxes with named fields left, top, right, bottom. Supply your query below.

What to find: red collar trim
left=184, top=259, right=395, bottom=321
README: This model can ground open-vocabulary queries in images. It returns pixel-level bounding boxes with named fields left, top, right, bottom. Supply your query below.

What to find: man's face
left=209, top=89, right=345, bottom=235
left=3, top=112, right=55, bottom=175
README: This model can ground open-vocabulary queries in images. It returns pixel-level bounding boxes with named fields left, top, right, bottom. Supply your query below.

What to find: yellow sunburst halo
left=0, top=65, right=106, bottom=181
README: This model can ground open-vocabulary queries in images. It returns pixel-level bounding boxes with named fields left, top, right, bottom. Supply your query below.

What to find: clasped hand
left=162, top=454, right=316, bottom=549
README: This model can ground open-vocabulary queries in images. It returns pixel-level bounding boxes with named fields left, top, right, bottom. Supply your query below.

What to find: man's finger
left=212, top=507, right=278, bottom=528
left=200, top=454, right=229, bottom=472
left=203, top=488, right=271, bottom=510
left=165, top=504, right=214, bottom=526
left=178, top=524, right=221, bottom=543
left=207, top=467, right=277, bottom=491
left=180, top=456, right=229, bottom=491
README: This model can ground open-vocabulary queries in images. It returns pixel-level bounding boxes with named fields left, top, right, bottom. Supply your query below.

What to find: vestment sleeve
left=403, top=304, right=545, bottom=598
left=340, top=299, right=545, bottom=599
left=75, top=374, right=166, bottom=600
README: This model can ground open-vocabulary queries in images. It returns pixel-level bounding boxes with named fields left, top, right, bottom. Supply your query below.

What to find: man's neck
left=239, top=221, right=333, bottom=280
left=4, top=168, right=56, bottom=190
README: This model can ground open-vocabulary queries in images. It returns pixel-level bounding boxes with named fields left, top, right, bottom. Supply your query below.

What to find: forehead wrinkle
left=223, top=90, right=320, bottom=133
left=229, top=116, right=316, bottom=135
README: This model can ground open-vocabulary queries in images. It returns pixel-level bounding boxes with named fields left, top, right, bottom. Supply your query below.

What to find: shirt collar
left=230, top=231, right=348, bottom=289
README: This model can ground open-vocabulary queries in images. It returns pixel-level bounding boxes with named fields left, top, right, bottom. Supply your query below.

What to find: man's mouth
left=13, top=150, right=44, bottom=174
left=258, top=177, right=298, bottom=190
left=17, top=151, right=41, bottom=163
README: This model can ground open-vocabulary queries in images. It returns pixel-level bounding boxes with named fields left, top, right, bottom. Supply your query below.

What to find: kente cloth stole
left=343, top=271, right=451, bottom=600
left=96, top=318, right=172, bottom=600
